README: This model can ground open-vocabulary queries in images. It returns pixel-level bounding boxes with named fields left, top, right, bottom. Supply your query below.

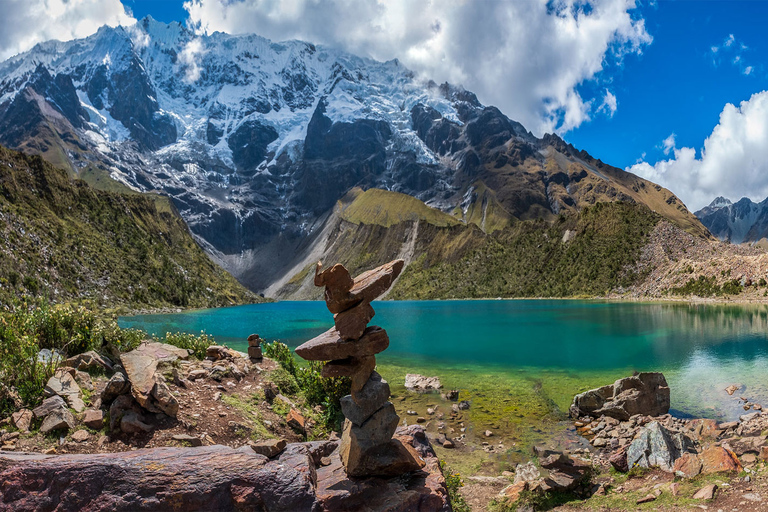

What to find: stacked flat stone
left=247, top=334, right=263, bottom=361
left=295, top=259, right=425, bottom=477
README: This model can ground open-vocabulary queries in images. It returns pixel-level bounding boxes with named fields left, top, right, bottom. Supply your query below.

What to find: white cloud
left=0, top=0, right=135, bottom=61
left=710, top=33, right=753, bottom=76
left=598, top=90, right=618, bottom=117
left=628, top=90, right=768, bottom=211
left=661, top=133, right=675, bottom=155
left=179, top=38, right=205, bottom=83
left=183, top=0, right=651, bottom=135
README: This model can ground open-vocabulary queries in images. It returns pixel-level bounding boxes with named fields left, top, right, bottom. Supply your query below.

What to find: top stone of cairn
left=316, top=259, right=405, bottom=314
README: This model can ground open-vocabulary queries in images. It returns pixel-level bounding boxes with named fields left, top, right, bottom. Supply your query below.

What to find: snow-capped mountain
left=0, top=17, right=705, bottom=291
left=695, top=196, right=768, bottom=244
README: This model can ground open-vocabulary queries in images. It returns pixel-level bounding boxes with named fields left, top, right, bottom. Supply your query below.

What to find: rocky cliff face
left=0, top=17, right=707, bottom=292
left=695, top=196, right=768, bottom=244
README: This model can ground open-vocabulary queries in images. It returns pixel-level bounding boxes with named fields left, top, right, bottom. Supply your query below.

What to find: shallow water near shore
left=120, top=300, right=768, bottom=469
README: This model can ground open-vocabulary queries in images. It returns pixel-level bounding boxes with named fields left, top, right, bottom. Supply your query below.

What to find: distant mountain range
left=695, top=197, right=768, bottom=244
left=0, top=17, right=709, bottom=296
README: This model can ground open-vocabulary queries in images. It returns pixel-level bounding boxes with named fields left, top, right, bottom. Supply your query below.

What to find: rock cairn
left=247, top=334, right=263, bottom=361
left=295, top=259, right=425, bottom=477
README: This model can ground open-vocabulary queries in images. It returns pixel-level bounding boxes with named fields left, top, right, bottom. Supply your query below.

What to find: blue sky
left=569, top=1, right=768, bottom=177
left=1, top=0, right=768, bottom=209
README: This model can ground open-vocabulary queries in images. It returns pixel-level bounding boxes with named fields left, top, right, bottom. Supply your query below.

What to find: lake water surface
left=120, top=300, right=768, bottom=422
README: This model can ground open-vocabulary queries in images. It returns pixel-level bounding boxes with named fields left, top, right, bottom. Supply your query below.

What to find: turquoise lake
left=119, top=300, right=768, bottom=422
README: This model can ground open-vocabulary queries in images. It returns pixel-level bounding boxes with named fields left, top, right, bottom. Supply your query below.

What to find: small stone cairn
left=247, top=334, right=263, bottom=361
left=295, top=259, right=425, bottom=477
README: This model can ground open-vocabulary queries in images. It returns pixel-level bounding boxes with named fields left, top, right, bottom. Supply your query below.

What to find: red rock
left=247, top=346, right=263, bottom=360
left=296, top=326, right=389, bottom=361
left=0, top=445, right=316, bottom=511
left=334, top=302, right=375, bottom=341
left=314, top=262, right=354, bottom=290
left=247, top=334, right=261, bottom=346
left=692, top=483, right=717, bottom=500
left=286, top=409, right=306, bottom=432
left=609, top=448, right=628, bottom=473
left=82, top=409, right=104, bottom=430
left=316, top=425, right=448, bottom=511
left=10, top=409, right=32, bottom=433
left=636, top=494, right=656, bottom=504
left=700, top=446, right=742, bottom=474
left=322, top=260, right=405, bottom=314
left=499, top=481, right=528, bottom=503
left=673, top=452, right=702, bottom=478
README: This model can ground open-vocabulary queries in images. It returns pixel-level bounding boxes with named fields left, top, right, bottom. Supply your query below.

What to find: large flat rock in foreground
left=0, top=426, right=449, bottom=512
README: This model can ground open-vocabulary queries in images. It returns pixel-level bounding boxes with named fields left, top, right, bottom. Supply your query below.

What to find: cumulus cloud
left=0, top=0, right=135, bottom=61
left=183, top=0, right=651, bottom=134
left=598, top=90, right=618, bottom=117
left=661, top=133, right=675, bottom=155
left=179, top=38, right=205, bottom=83
left=628, top=90, right=768, bottom=211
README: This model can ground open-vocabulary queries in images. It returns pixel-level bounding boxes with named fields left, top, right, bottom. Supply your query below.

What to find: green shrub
left=268, top=367, right=300, bottom=396
left=0, top=314, right=58, bottom=415
left=262, top=341, right=297, bottom=375
left=439, top=460, right=471, bottom=512
left=158, top=331, right=213, bottom=360
left=264, top=341, right=351, bottom=430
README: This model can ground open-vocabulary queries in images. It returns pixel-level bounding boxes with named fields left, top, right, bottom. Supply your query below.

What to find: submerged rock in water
left=405, top=374, right=442, bottom=392
left=570, top=372, right=670, bottom=421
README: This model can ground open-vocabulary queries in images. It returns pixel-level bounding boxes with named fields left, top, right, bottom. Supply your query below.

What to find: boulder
left=404, top=374, right=442, bottom=392
left=295, top=326, right=389, bottom=361
left=71, top=430, right=90, bottom=443
left=40, top=408, right=76, bottom=433
left=692, top=483, right=718, bottom=500
left=700, top=446, right=742, bottom=474
left=570, top=372, right=670, bottom=420
left=82, top=409, right=105, bottom=430
left=673, top=452, right=703, bottom=478
left=64, top=351, right=114, bottom=373
left=120, top=410, right=153, bottom=434
left=132, top=341, right=189, bottom=362
left=33, top=395, right=67, bottom=419
left=286, top=409, right=306, bottom=432
left=206, top=346, right=241, bottom=361
left=0, top=445, right=317, bottom=511
left=609, top=448, right=628, bottom=473
left=247, top=334, right=262, bottom=347
left=11, top=409, right=33, bottom=433
left=334, top=302, right=375, bottom=340
left=626, top=421, right=694, bottom=472
left=120, top=350, right=179, bottom=417
left=727, top=436, right=767, bottom=456
left=340, top=371, right=390, bottom=426
left=250, top=439, right=287, bottom=458
left=101, top=372, right=130, bottom=403
left=44, top=369, right=85, bottom=412
left=514, top=461, right=542, bottom=484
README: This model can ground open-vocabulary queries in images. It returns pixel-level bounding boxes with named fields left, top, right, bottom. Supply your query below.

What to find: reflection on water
left=119, top=300, right=768, bottom=421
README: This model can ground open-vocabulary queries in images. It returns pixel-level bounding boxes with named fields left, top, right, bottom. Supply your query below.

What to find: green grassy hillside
left=279, top=186, right=661, bottom=300
left=339, top=187, right=461, bottom=228
left=390, top=202, right=660, bottom=299
left=0, top=146, right=257, bottom=308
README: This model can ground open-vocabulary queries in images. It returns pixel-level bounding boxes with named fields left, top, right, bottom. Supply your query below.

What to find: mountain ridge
left=0, top=18, right=709, bottom=294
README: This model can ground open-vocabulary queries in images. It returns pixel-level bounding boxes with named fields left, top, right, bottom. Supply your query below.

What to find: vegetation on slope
left=389, top=202, right=661, bottom=299
left=339, top=187, right=461, bottom=228
left=0, top=299, right=213, bottom=415
left=0, top=146, right=256, bottom=309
